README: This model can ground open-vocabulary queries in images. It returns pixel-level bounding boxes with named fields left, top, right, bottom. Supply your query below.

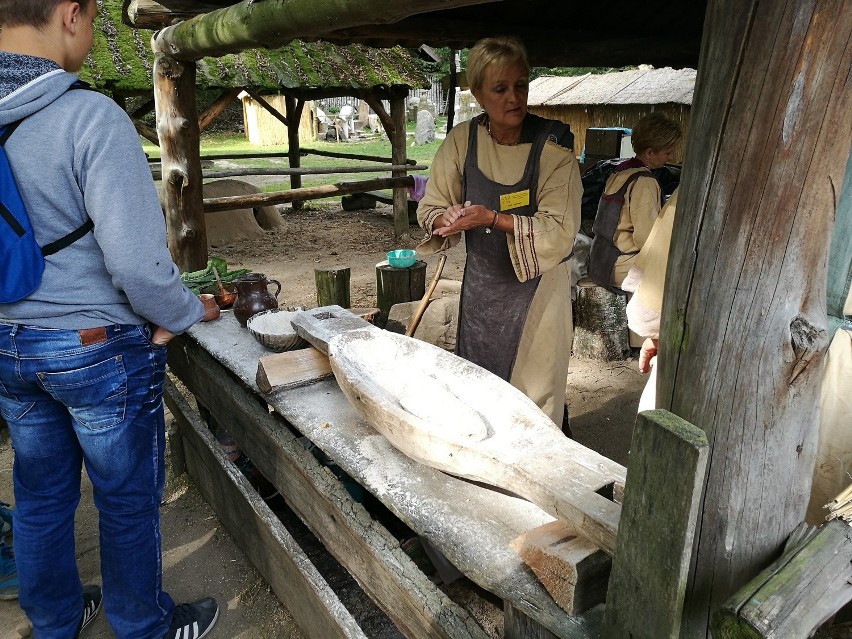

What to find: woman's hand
left=638, top=338, right=658, bottom=374
left=435, top=202, right=496, bottom=237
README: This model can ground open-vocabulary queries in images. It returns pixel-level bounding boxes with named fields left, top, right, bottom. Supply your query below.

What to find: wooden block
left=256, top=346, right=332, bottom=393
left=601, top=409, right=709, bottom=639
left=315, top=265, right=351, bottom=308
left=712, top=519, right=852, bottom=639
left=511, top=520, right=611, bottom=615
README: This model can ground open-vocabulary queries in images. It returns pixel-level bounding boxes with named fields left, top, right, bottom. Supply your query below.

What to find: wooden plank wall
left=528, top=103, right=690, bottom=162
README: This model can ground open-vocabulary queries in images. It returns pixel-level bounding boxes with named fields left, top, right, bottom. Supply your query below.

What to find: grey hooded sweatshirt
left=0, top=52, right=203, bottom=333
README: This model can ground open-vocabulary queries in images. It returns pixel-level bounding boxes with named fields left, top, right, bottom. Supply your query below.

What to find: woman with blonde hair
left=417, top=36, right=580, bottom=427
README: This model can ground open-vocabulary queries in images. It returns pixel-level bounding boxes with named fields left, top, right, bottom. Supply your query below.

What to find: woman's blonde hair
left=466, top=36, right=530, bottom=93
left=631, top=112, right=683, bottom=154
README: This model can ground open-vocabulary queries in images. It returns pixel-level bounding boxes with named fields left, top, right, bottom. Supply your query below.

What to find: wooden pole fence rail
left=202, top=176, right=414, bottom=212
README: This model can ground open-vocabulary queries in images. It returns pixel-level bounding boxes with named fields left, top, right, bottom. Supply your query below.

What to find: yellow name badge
left=499, top=189, right=530, bottom=212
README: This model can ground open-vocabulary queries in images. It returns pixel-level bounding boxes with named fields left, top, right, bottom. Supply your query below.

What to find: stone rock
left=415, top=110, right=436, bottom=145
left=457, top=90, right=482, bottom=123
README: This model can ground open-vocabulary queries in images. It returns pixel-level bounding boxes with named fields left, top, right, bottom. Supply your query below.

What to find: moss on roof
left=79, top=0, right=428, bottom=93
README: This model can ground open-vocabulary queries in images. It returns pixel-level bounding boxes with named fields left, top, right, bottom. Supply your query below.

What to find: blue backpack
left=0, top=105, right=93, bottom=304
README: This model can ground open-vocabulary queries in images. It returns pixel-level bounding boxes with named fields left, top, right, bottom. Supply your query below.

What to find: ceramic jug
left=232, top=273, right=281, bottom=326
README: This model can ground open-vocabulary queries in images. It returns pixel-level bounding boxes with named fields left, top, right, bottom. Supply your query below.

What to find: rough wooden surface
left=256, top=346, right=332, bottom=393
left=571, top=283, right=629, bottom=361
left=328, top=326, right=625, bottom=554
left=376, top=261, right=427, bottom=328
left=179, top=313, right=602, bottom=638
left=315, top=266, right=351, bottom=308
left=167, top=338, right=488, bottom=639
left=163, top=378, right=367, bottom=639
left=510, top=521, right=611, bottom=614
left=601, top=410, right=708, bottom=638
left=712, top=519, right=852, bottom=639
left=657, top=2, right=852, bottom=634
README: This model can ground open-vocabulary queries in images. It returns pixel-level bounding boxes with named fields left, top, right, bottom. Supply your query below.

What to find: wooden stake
left=405, top=254, right=446, bottom=337
left=315, top=266, right=351, bottom=309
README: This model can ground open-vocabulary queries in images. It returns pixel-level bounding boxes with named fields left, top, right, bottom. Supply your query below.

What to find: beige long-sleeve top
left=416, top=119, right=581, bottom=282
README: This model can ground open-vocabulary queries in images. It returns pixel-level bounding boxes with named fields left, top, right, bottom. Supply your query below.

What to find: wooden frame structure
left=132, top=0, right=852, bottom=637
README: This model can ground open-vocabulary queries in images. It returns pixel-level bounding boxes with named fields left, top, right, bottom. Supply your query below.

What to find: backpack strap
left=1, top=82, right=94, bottom=256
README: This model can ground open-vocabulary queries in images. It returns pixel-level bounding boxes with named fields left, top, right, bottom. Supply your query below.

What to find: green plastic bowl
left=387, top=249, right=416, bottom=268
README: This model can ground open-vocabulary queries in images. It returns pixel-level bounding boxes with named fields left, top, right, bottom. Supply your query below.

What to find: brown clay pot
left=232, top=273, right=281, bottom=326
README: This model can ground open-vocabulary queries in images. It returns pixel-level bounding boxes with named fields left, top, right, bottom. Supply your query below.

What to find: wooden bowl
left=201, top=283, right=237, bottom=309
left=246, top=309, right=306, bottom=352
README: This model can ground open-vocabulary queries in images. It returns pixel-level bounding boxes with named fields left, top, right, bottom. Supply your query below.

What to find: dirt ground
left=0, top=202, right=648, bottom=638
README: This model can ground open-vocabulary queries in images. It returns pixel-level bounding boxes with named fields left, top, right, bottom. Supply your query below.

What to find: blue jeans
left=0, top=323, right=174, bottom=639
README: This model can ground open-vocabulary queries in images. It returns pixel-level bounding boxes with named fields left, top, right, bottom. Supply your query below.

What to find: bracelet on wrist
left=485, top=210, right=498, bottom=234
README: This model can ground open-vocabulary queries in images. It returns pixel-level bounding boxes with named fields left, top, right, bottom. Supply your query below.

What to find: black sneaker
left=165, top=597, right=219, bottom=639
left=74, top=584, right=102, bottom=637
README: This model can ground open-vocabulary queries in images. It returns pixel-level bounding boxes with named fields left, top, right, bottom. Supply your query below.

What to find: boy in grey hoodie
left=0, top=1, right=218, bottom=637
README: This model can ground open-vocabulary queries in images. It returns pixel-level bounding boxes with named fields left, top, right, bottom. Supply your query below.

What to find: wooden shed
left=527, top=68, right=696, bottom=163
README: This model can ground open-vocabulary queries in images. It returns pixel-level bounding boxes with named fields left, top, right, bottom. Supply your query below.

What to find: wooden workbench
left=165, top=311, right=602, bottom=638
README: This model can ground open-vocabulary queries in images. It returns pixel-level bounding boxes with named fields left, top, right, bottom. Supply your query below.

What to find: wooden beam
left=363, top=93, right=395, bottom=137
left=658, top=1, right=852, bottom=633
left=130, top=96, right=155, bottom=120
left=202, top=176, right=414, bottom=212
left=162, top=378, right=368, bottom=639
left=302, top=147, right=416, bottom=165
left=165, top=338, right=492, bottom=639
left=198, top=87, right=242, bottom=132
left=154, top=53, right=207, bottom=272
left=243, top=88, right=289, bottom=128
left=133, top=118, right=160, bottom=146
left=123, top=0, right=224, bottom=28
left=151, top=0, right=499, bottom=61
left=190, top=164, right=427, bottom=178
left=389, top=91, right=409, bottom=238
left=286, top=95, right=304, bottom=210
left=712, top=520, right=852, bottom=638
left=601, top=410, right=708, bottom=638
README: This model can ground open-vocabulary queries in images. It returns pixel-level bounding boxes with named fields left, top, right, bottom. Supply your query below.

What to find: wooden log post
left=657, top=3, right=852, bottom=635
left=375, top=260, right=426, bottom=329
left=602, top=409, right=708, bottom=638
left=572, top=281, right=630, bottom=360
left=712, top=520, right=852, bottom=638
left=286, top=95, right=305, bottom=211
left=153, top=50, right=207, bottom=272
left=389, top=90, right=410, bottom=239
left=315, top=266, right=351, bottom=308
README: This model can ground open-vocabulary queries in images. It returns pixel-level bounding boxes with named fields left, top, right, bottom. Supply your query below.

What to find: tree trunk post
left=286, top=95, right=304, bottom=211
left=315, top=266, right=351, bottom=308
left=389, top=90, right=410, bottom=239
left=657, top=2, right=852, bottom=635
left=375, top=261, right=426, bottom=329
left=153, top=50, right=207, bottom=272
left=446, top=49, right=457, bottom=133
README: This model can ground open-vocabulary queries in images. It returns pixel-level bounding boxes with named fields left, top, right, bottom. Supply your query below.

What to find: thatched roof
left=80, top=0, right=428, bottom=94
left=528, top=68, right=697, bottom=107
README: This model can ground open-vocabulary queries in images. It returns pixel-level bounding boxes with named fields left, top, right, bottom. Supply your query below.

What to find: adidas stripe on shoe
left=75, top=584, right=102, bottom=637
left=165, top=597, right=219, bottom=639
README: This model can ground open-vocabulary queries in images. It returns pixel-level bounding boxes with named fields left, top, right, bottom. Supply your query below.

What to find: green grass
left=143, top=124, right=445, bottom=197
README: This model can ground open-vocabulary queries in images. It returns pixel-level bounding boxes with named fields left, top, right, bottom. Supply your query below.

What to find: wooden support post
left=657, top=2, right=852, bottom=633
left=389, top=90, right=410, bottom=238
left=504, top=604, right=560, bottom=639
left=286, top=95, right=304, bottom=210
left=198, top=87, right=242, bottom=132
left=315, top=265, right=351, bottom=308
left=153, top=52, right=207, bottom=272
left=712, top=520, right=852, bottom=639
left=601, top=409, right=708, bottom=638
left=571, top=282, right=630, bottom=360
left=363, top=93, right=394, bottom=138
left=446, top=49, right=457, bottom=133
left=375, top=260, right=426, bottom=329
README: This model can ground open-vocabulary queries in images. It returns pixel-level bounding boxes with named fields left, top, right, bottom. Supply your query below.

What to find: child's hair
left=631, top=112, right=683, bottom=154
left=0, top=0, right=93, bottom=29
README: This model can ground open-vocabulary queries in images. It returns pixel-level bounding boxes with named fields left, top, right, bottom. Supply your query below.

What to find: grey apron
left=456, top=114, right=555, bottom=381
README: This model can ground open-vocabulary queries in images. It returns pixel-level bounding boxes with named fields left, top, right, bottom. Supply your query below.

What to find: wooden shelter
left=527, top=68, right=696, bottom=163
left=124, top=1, right=852, bottom=638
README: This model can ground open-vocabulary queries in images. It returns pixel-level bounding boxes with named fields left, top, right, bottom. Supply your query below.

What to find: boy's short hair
left=0, top=0, right=92, bottom=29
left=467, top=36, right=530, bottom=93
left=631, top=112, right=683, bottom=154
